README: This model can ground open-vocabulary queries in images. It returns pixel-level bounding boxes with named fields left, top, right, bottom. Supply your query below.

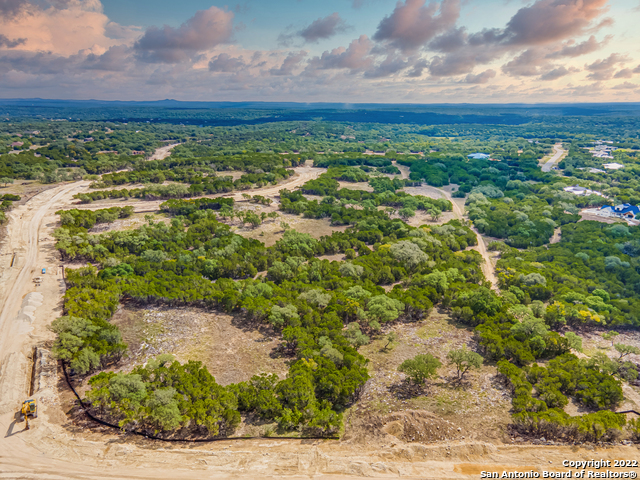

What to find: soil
left=110, top=305, right=289, bottom=386
left=351, top=310, right=512, bottom=445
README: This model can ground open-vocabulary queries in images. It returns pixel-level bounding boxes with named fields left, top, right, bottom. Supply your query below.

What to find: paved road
left=541, top=144, right=566, bottom=173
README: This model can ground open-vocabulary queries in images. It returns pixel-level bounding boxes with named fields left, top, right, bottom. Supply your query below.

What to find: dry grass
left=235, top=211, right=347, bottom=247
left=110, top=305, right=289, bottom=385
left=348, top=309, right=512, bottom=445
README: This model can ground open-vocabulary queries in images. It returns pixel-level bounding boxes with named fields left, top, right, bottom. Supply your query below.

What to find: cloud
left=428, top=27, right=467, bottom=53
left=0, top=34, right=26, bottom=48
left=502, top=0, right=611, bottom=47
left=546, top=35, right=606, bottom=58
left=635, top=65, right=640, bottom=74
left=406, top=58, right=428, bottom=77
left=269, top=50, right=307, bottom=76
left=364, top=52, right=411, bottom=78
left=612, top=82, right=638, bottom=90
left=373, top=0, right=460, bottom=53
left=502, top=48, right=547, bottom=76
left=539, top=66, right=577, bottom=81
left=208, top=53, right=247, bottom=72
left=614, top=68, right=634, bottom=79
left=82, top=44, right=130, bottom=71
left=298, top=13, right=349, bottom=43
left=0, top=0, right=27, bottom=18
left=134, top=7, right=234, bottom=63
left=586, top=53, right=627, bottom=80
left=463, top=69, right=496, bottom=84
left=0, top=50, right=74, bottom=75
left=0, top=0, right=137, bottom=56
left=307, top=35, right=374, bottom=73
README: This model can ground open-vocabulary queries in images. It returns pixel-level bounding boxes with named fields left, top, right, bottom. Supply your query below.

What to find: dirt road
left=71, top=163, right=325, bottom=213
left=401, top=179, right=498, bottom=289
left=541, top=143, right=566, bottom=173
left=147, top=143, right=180, bottom=161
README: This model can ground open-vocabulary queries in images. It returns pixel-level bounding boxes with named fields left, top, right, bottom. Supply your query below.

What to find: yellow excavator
left=19, top=399, right=37, bottom=430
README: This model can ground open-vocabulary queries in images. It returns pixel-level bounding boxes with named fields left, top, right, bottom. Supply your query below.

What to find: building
left=603, top=162, right=624, bottom=170
left=600, top=204, right=640, bottom=220
left=467, top=153, right=490, bottom=160
left=563, top=185, right=602, bottom=196
left=602, top=203, right=639, bottom=218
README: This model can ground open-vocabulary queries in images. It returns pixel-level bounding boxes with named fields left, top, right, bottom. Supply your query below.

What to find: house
left=603, top=162, right=624, bottom=170
left=467, top=153, right=490, bottom=160
left=600, top=203, right=640, bottom=219
left=563, top=185, right=603, bottom=197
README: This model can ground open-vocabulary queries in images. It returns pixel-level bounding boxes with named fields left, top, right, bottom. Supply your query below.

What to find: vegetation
left=1, top=106, right=632, bottom=442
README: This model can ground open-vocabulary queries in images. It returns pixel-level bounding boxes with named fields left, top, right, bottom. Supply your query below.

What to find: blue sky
left=0, top=0, right=638, bottom=102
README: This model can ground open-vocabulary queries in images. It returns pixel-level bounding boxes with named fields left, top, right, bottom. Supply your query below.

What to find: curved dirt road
left=72, top=163, right=325, bottom=213
left=397, top=165, right=498, bottom=289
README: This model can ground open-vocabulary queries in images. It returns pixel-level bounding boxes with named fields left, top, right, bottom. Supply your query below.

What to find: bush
left=398, top=354, right=441, bottom=385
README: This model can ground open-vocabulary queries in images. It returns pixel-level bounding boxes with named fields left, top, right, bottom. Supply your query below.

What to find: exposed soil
left=350, top=310, right=512, bottom=446
left=111, top=305, right=289, bottom=386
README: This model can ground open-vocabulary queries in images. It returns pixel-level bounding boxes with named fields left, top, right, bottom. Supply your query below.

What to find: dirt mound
left=343, top=408, right=462, bottom=445
left=383, top=410, right=461, bottom=443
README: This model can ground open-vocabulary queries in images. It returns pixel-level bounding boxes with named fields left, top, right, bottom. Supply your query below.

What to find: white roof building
left=603, top=163, right=624, bottom=170
left=563, top=185, right=604, bottom=197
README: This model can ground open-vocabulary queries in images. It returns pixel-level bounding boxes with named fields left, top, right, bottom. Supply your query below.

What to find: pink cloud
left=373, top=0, right=460, bottom=53
left=134, top=7, right=234, bottom=63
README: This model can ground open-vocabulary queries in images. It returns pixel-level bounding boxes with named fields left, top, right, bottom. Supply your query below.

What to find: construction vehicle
left=19, top=399, right=37, bottom=429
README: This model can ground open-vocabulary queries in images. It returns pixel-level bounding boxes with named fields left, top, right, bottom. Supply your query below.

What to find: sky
left=0, top=0, right=639, bottom=103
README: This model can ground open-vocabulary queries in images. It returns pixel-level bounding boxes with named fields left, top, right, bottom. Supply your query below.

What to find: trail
left=71, top=163, right=325, bottom=213
left=540, top=143, right=566, bottom=173
left=147, top=143, right=179, bottom=161
left=395, top=162, right=497, bottom=289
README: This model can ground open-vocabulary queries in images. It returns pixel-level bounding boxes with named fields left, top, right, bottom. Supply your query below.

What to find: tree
left=428, top=208, right=441, bottom=222
left=603, top=331, right=619, bottom=347
left=447, top=347, right=483, bottom=381
left=0, top=177, right=13, bottom=187
left=147, top=387, right=182, bottom=431
left=339, top=262, right=364, bottom=278
left=564, top=332, right=583, bottom=352
left=298, top=289, right=331, bottom=308
left=614, top=343, right=640, bottom=360
left=383, top=332, right=397, bottom=351
left=399, top=207, right=415, bottom=220
left=343, top=322, right=370, bottom=348
left=268, top=304, right=299, bottom=329
left=367, top=295, right=404, bottom=324
left=389, top=240, right=428, bottom=270
left=398, top=354, right=441, bottom=386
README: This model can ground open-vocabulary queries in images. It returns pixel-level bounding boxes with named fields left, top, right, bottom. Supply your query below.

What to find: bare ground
left=349, top=310, right=512, bottom=446
left=110, top=305, right=289, bottom=386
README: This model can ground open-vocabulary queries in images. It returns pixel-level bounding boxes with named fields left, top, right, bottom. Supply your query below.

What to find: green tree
left=367, top=295, right=404, bottom=324
left=384, top=331, right=398, bottom=351
left=614, top=343, right=640, bottom=360
left=447, top=347, right=483, bottom=381
left=398, top=354, right=441, bottom=385
left=564, top=332, right=583, bottom=352
left=0, top=177, right=14, bottom=187
left=268, top=304, right=299, bottom=329
left=147, top=387, right=182, bottom=431
left=343, top=322, right=370, bottom=348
